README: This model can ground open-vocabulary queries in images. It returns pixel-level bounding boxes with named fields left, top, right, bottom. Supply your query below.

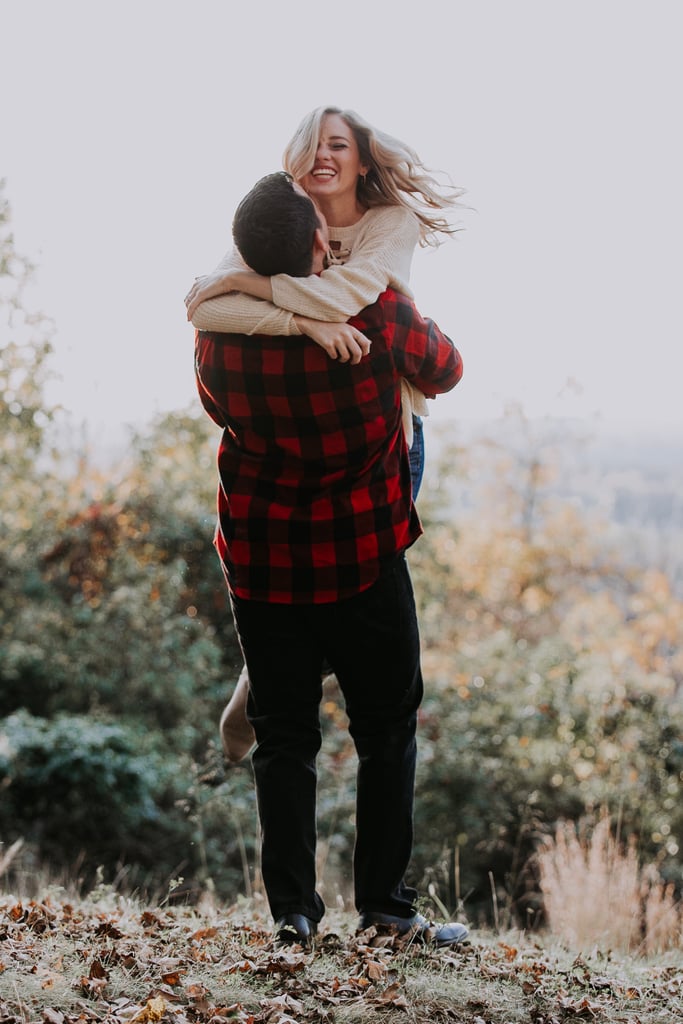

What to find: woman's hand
left=295, top=317, right=372, bottom=364
left=185, top=272, right=239, bottom=320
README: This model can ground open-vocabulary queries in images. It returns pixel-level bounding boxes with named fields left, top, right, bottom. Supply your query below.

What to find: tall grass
left=538, top=812, right=682, bottom=954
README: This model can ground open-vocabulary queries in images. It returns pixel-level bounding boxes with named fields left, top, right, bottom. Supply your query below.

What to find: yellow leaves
left=127, top=996, right=167, bottom=1024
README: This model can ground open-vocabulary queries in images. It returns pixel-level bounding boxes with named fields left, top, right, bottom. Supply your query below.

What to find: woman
left=185, top=106, right=463, bottom=763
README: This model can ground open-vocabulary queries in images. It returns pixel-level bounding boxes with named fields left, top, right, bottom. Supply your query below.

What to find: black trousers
left=230, top=553, right=423, bottom=923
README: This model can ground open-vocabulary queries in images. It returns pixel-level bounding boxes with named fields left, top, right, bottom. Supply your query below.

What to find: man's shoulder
left=353, top=286, right=416, bottom=325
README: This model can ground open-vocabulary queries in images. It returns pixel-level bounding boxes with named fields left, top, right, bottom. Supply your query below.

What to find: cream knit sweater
left=191, top=205, right=429, bottom=444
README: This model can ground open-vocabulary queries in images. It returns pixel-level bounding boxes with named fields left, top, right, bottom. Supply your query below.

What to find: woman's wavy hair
left=283, top=106, right=465, bottom=247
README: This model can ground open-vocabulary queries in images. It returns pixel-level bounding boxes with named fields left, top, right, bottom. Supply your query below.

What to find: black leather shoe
left=274, top=912, right=317, bottom=948
left=358, top=911, right=468, bottom=947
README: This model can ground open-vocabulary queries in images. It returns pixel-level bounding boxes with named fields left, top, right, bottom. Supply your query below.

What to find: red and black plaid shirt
left=195, top=287, right=462, bottom=604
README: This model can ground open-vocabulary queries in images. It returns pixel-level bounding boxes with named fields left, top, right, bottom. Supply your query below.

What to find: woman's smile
left=301, top=113, right=368, bottom=220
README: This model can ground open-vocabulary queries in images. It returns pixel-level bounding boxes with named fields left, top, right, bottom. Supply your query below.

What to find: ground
left=1, top=893, right=682, bottom=1023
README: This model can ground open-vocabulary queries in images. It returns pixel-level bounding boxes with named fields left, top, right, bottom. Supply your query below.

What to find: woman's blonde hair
left=283, top=106, right=465, bottom=247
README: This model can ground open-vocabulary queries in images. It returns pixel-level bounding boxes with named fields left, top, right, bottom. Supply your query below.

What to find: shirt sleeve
left=191, top=247, right=301, bottom=336
left=194, top=333, right=227, bottom=427
left=356, top=290, right=463, bottom=399
left=270, top=207, right=419, bottom=321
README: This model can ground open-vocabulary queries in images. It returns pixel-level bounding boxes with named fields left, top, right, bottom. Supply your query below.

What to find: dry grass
left=1, top=887, right=683, bottom=1024
left=538, top=811, right=683, bottom=954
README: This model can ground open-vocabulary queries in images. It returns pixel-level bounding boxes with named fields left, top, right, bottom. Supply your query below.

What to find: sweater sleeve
left=191, top=246, right=301, bottom=336
left=270, top=207, right=419, bottom=321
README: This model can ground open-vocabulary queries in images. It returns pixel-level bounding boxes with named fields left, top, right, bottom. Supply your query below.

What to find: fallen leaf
left=127, top=995, right=167, bottom=1023
left=89, top=958, right=109, bottom=980
left=42, top=1010, right=64, bottom=1024
left=141, top=912, right=163, bottom=931
left=365, top=960, right=387, bottom=981
left=374, top=982, right=409, bottom=1009
left=160, top=970, right=184, bottom=986
left=95, top=921, right=124, bottom=939
left=186, top=983, right=209, bottom=1000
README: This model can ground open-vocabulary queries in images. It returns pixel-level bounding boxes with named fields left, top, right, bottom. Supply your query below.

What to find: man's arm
left=194, top=332, right=230, bottom=428
left=352, top=289, right=463, bottom=398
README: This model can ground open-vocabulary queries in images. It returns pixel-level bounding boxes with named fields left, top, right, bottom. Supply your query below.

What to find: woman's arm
left=191, top=292, right=299, bottom=336
left=187, top=247, right=299, bottom=336
left=185, top=248, right=273, bottom=320
left=186, top=207, right=419, bottom=335
left=197, top=208, right=418, bottom=318
left=188, top=252, right=370, bottom=359
left=270, top=206, right=419, bottom=320
left=293, top=317, right=371, bottom=364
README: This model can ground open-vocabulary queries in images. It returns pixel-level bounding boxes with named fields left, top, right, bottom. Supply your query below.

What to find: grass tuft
left=538, top=811, right=683, bottom=954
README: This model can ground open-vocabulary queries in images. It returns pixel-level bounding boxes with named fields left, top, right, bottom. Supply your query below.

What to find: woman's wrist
left=230, top=269, right=273, bottom=302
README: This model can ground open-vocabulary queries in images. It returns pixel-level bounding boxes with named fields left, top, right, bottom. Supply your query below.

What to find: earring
left=361, top=173, right=367, bottom=185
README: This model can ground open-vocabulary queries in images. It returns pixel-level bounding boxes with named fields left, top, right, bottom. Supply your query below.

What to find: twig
left=489, top=871, right=500, bottom=933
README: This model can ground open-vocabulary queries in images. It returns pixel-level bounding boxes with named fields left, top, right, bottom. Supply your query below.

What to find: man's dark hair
left=232, top=172, right=320, bottom=277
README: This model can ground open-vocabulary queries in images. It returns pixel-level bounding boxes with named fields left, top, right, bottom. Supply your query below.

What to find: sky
left=2, top=0, right=682, bottom=449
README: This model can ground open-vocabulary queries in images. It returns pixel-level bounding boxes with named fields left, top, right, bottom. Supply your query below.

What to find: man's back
left=195, top=287, right=461, bottom=604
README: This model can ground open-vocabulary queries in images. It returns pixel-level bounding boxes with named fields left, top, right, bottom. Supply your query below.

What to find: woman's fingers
left=338, top=331, right=371, bottom=365
left=354, top=330, right=371, bottom=357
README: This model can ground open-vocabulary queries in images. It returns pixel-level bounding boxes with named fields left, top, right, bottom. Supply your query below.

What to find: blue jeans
left=408, top=416, right=425, bottom=499
left=230, top=553, right=423, bottom=923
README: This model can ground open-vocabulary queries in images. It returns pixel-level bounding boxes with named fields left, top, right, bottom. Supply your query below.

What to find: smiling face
left=300, top=113, right=369, bottom=218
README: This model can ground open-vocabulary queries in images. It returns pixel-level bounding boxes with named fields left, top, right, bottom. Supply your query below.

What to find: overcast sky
left=2, top=0, right=682, bottom=446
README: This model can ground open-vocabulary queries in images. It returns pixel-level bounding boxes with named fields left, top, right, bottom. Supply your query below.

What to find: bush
left=0, top=712, right=175, bottom=874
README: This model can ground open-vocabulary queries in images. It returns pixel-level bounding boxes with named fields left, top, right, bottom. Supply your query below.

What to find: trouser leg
left=324, top=554, right=423, bottom=917
left=229, top=596, right=326, bottom=924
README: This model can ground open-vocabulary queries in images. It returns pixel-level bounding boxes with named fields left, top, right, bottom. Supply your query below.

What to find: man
left=194, top=172, right=466, bottom=948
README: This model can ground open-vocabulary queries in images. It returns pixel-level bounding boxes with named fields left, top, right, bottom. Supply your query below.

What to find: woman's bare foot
left=220, top=664, right=256, bottom=764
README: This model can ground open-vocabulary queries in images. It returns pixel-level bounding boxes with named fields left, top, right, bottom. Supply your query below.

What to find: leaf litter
left=1, top=895, right=683, bottom=1023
